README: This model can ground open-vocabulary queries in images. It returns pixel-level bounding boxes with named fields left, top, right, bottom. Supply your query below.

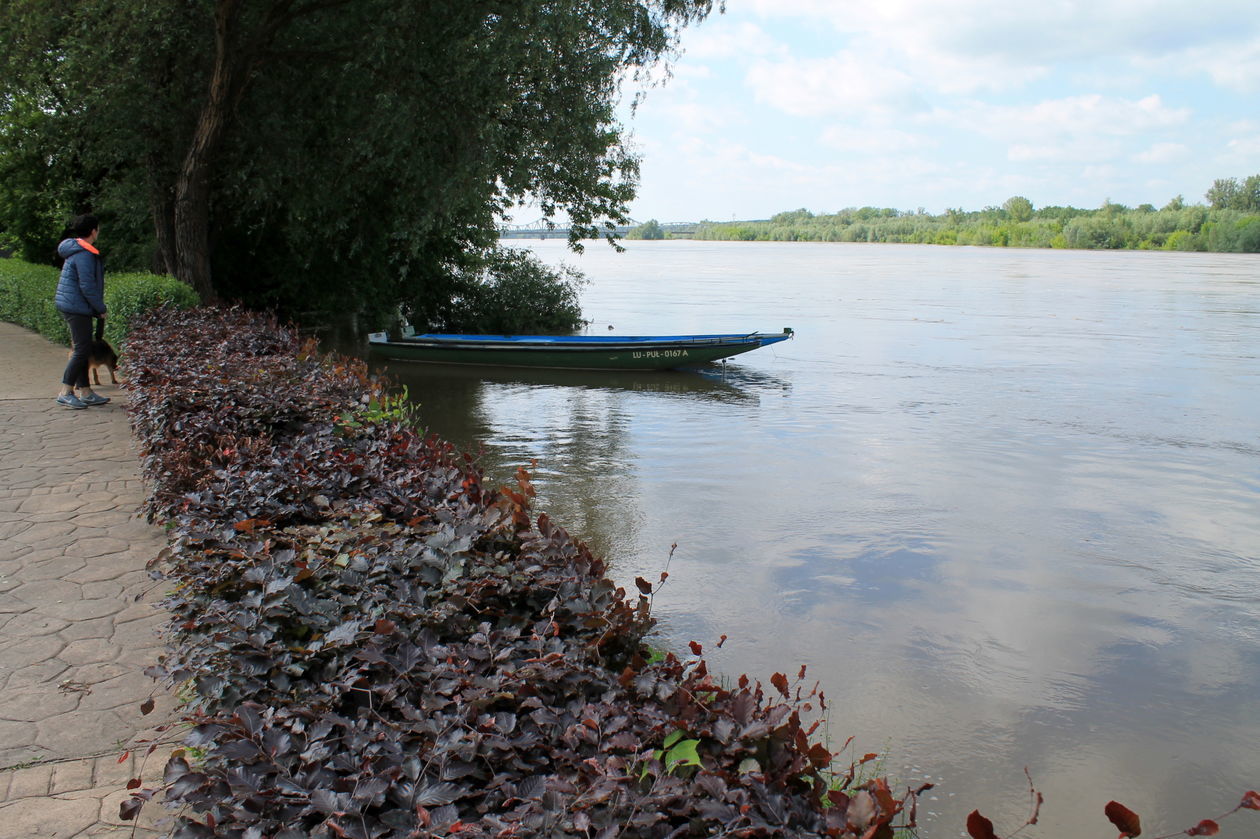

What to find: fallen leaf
left=966, top=810, right=997, bottom=839
left=1105, top=801, right=1142, bottom=838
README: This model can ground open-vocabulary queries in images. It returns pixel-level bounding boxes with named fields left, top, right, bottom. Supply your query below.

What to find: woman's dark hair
left=69, top=213, right=99, bottom=237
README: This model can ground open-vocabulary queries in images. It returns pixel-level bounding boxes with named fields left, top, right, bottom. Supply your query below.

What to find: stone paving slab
left=0, top=322, right=177, bottom=838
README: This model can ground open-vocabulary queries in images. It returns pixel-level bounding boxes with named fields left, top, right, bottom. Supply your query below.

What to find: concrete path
left=0, top=322, right=176, bottom=837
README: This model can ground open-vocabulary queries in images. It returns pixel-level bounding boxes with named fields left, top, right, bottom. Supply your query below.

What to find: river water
left=373, top=241, right=1260, bottom=837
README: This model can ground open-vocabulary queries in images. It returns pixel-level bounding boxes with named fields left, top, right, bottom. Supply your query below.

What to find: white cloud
left=682, top=21, right=790, bottom=61
left=821, top=124, right=936, bottom=155
left=1081, top=164, right=1118, bottom=182
left=958, top=94, right=1190, bottom=143
left=743, top=0, right=1260, bottom=96
left=1177, top=40, right=1260, bottom=93
left=1135, top=142, right=1190, bottom=164
left=627, top=3, right=1257, bottom=218
left=1007, top=141, right=1120, bottom=164
left=745, top=53, right=925, bottom=118
left=677, top=138, right=812, bottom=178
left=747, top=0, right=1260, bottom=57
left=1226, top=134, right=1260, bottom=157
left=674, top=64, right=714, bottom=82
left=656, top=100, right=736, bottom=134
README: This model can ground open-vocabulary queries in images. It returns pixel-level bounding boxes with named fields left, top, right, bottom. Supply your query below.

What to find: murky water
left=373, top=241, right=1260, bottom=837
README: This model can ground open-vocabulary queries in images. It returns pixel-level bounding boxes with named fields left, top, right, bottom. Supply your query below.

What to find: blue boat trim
left=404, top=332, right=789, bottom=347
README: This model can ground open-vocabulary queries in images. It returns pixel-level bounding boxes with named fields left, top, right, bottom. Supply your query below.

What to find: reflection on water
left=372, top=360, right=791, bottom=559
left=381, top=360, right=781, bottom=404
left=372, top=242, right=1260, bottom=837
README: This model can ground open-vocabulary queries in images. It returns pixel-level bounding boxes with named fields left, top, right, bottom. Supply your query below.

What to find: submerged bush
left=416, top=247, right=586, bottom=335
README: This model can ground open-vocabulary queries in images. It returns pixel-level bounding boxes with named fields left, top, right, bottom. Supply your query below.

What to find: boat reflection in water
left=370, top=359, right=792, bottom=560
left=374, top=359, right=787, bottom=403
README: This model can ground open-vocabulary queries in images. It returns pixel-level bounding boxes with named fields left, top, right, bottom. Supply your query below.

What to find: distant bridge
left=499, top=219, right=700, bottom=239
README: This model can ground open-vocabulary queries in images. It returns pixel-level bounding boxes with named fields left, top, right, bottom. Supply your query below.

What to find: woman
left=54, top=213, right=110, bottom=408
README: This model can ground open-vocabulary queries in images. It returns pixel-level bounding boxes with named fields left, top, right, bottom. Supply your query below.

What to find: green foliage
left=429, top=248, right=587, bottom=335
left=1003, top=196, right=1034, bottom=222
left=0, top=97, right=75, bottom=263
left=1163, top=230, right=1200, bottom=251
left=335, top=385, right=419, bottom=436
left=772, top=208, right=816, bottom=225
left=644, top=645, right=668, bottom=665
left=1206, top=175, right=1260, bottom=212
left=0, top=258, right=64, bottom=339
left=104, top=272, right=201, bottom=346
left=626, top=219, right=667, bottom=240
left=0, top=257, right=196, bottom=346
left=0, top=0, right=716, bottom=330
left=693, top=182, right=1260, bottom=253
left=1203, top=213, right=1260, bottom=253
left=638, top=728, right=704, bottom=781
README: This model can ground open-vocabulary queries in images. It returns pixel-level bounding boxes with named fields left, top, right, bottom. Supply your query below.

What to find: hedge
left=119, top=306, right=918, bottom=838
left=0, top=256, right=199, bottom=347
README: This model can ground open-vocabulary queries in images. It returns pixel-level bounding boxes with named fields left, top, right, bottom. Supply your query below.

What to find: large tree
left=1206, top=175, right=1260, bottom=213
left=0, top=0, right=716, bottom=326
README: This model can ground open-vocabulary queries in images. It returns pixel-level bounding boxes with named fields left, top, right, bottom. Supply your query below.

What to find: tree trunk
left=168, top=0, right=349, bottom=298
left=170, top=0, right=244, bottom=302
left=149, top=159, right=176, bottom=276
left=173, top=163, right=216, bottom=301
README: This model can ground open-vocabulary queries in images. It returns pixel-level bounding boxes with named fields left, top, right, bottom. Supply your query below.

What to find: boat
left=366, top=328, right=793, bottom=371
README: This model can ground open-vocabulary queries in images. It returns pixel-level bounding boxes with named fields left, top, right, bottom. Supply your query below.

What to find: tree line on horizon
left=686, top=175, right=1260, bottom=252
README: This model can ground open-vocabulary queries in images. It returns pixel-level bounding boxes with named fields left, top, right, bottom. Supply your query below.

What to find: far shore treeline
left=631, top=175, right=1260, bottom=252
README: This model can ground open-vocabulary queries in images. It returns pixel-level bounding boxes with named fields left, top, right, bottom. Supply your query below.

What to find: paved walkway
left=0, top=322, right=175, bottom=837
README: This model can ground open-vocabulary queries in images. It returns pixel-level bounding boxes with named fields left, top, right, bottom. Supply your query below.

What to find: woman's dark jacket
left=54, top=238, right=106, bottom=317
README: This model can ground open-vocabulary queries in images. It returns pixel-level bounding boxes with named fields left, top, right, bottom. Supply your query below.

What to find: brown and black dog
left=69, top=317, right=120, bottom=386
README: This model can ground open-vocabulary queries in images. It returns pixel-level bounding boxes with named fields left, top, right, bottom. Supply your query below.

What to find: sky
left=615, top=0, right=1260, bottom=223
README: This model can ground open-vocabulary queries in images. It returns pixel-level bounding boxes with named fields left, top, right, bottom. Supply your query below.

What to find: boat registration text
left=632, top=350, right=690, bottom=359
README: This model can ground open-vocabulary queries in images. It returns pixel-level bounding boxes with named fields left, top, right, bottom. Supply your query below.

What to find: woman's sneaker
left=56, top=394, right=88, bottom=409
left=79, top=393, right=110, bottom=406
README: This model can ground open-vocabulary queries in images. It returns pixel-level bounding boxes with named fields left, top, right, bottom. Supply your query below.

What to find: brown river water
left=370, top=240, right=1260, bottom=837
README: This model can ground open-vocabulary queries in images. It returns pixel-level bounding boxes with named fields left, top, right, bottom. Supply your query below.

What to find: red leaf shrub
left=122, top=307, right=918, bottom=837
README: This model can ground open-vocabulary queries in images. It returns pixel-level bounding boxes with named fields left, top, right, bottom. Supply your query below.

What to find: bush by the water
left=0, top=256, right=197, bottom=346
left=627, top=219, right=667, bottom=240
left=425, top=247, right=587, bottom=335
left=122, top=306, right=919, bottom=837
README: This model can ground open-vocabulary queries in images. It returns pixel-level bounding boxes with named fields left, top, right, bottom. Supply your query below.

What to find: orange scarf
left=76, top=238, right=99, bottom=255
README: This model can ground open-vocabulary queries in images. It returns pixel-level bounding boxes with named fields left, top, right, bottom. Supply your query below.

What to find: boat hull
left=367, top=330, right=792, bottom=371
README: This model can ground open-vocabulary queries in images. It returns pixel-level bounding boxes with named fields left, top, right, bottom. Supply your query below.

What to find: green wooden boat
left=367, top=328, right=793, bottom=370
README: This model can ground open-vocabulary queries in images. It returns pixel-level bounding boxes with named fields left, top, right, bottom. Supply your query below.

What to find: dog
left=68, top=317, right=120, bottom=386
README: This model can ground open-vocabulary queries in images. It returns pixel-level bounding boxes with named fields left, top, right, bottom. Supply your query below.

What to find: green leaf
left=664, top=738, right=702, bottom=772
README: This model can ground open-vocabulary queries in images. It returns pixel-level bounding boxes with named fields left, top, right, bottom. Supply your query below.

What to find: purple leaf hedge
left=122, top=306, right=916, bottom=838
